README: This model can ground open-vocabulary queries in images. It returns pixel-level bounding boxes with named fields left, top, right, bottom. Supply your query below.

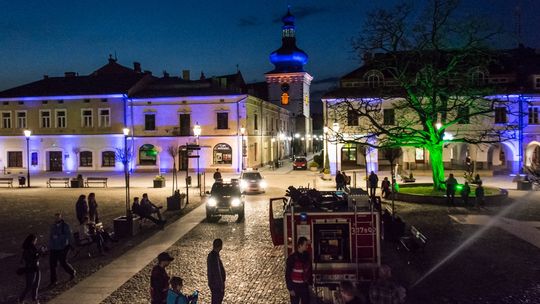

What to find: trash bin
left=186, top=176, right=192, bottom=186
left=167, top=190, right=186, bottom=211
left=517, top=180, right=532, bottom=191
left=18, top=176, right=26, bottom=187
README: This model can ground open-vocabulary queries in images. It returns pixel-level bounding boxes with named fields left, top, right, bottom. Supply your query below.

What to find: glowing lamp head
left=435, top=122, right=442, bottom=130
left=122, top=128, right=130, bottom=136
left=294, top=133, right=300, bottom=138
left=23, top=130, right=32, bottom=138
left=323, top=126, right=329, bottom=134
left=332, top=122, right=340, bottom=132
left=193, top=123, right=202, bottom=137
left=240, top=127, right=246, bottom=135
left=279, top=133, right=286, bottom=141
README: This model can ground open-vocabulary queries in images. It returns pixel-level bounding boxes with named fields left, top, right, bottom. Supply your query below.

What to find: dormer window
left=364, top=70, right=384, bottom=88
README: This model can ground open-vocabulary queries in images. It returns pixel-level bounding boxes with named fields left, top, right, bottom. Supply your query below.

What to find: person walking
left=48, top=213, right=75, bottom=286
left=368, top=171, right=379, bottom=198
left=213, top=169, right=222, bottom=182
left=445, top=174, right=458, bottom=205
left=75, top=194, right=88, bottom=225
left=88, top=193, right=99, bottom=223
left=18, top=234, right=43, bottom=304
left=285, top=237, right=312, bottom=304
left=475, top=181, right=485, bottom=208
left=207, top=238, right=226, bottom=304
left=335, top=171, right=345, bottom=191
left=369, top=265, right=406, bottom=304
left=151, top=252, right=174, bottom=304
left=461, top=182, right=471, bottom=206
left=381, top=177, right=391, bottom=199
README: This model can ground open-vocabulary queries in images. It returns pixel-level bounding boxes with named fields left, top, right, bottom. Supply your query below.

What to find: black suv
left=206, top=182, right=245, bottom=221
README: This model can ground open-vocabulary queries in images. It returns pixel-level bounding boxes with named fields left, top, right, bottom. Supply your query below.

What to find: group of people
left=75, top=193, right=117, bottom=254
left=150, top=239, right=226, bottom=304
left=335, top=171, right=350, bottom=191
left=445, top=173, right=485, bottom=207
left=132, top=193, right=167, bottom=228
left=285, top=237, right=405, bottom=304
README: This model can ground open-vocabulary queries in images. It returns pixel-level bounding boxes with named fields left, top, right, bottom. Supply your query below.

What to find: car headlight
left=207, top=197, right=217, bottom=207
left=259, top=180, right=268, bottom=188
left=240, top=180, right=248, bottom=189
left=231, top=198, right=241, bottom=207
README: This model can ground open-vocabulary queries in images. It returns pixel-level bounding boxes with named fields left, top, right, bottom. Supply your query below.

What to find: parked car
left=206, top=181, right=245, bottom=221
left=240, top=170, right=267, bottom=194
left=293, top=157, right=308, bottom=170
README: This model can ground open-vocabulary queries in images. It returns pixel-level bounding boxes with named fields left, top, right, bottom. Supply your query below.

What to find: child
left=167, top=276, right=198, bottom=304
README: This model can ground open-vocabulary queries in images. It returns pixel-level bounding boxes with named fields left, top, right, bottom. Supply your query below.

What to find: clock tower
left=265, top=7, right=313, bottom=118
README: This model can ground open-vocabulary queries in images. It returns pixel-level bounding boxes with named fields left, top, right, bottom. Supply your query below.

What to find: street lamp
left=193, top=123, right=202, bottom=191
left=122, top=127, right=130, bottom=219
left=240, top=127, right=246, bottom=170
left=23, top=130, right=31, bottom=188
left=332, top=122, right=340, bottom=174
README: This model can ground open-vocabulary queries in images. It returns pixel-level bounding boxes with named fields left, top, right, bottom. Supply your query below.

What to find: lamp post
left=240, top=127, right=246, bottom=170
left=332, top=122, right=340, bottom=174
left=23, top=130, right=31, bottom=188
left=193, top=123, right=201, bottom=192
left=122, top=128, right=130, bottom=219
left=323, top=127, right=329, bottom=169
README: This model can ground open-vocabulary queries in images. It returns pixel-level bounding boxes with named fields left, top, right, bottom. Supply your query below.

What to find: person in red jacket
left=285, top=237, right=312, bottom=304
left=151, top=252, right=174, bottom=304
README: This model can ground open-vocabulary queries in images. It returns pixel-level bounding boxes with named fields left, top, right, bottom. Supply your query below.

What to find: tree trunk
left=428, top=144, right=446, bottom=190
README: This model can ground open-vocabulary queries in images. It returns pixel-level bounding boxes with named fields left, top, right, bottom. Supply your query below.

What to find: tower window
left=281, top=93, right=289, bottom=105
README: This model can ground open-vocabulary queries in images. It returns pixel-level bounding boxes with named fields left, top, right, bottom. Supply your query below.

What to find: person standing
left=369, top=265, right=406, bottom=304
left=18, top=234, right=43, bottom=304
left=285, top=237, right=312, bottom=304
left=88, top=193, right=99, bottom=223
left=465, top=156, right=472, bottom=174
left=475, top=181, right=485, bottom=208
left=207, top=238, right=226, bottom=304
left=151, top=252, right=174, bottom=304
left=461, top=182, right=471, bottom=206
left=368, top=171, right=379, bottom=198
left=381, top=177, right=391, bottom=199
left=48, top=213, right=75, bottom=286
left=335, top=171, right=345, bottom=191
left=445, top=174, right=458, bottom=205
left=213, top=169, right=222, bottom=182
left=75, top=195, right=88, bottom=225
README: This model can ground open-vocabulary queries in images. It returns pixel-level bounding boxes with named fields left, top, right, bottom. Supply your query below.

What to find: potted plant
left=322, top=168, right=331, bottom=180
left=309, top=161, right=319, bottom=172
left=153, top=175, right=166, bottom=188
left=167, top=190, right=187, bottom=211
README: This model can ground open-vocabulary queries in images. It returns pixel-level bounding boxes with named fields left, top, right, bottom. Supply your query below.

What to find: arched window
left=102, top=151, right=116, bottom=167
left=213, top=143, right=232, bottom=165
left=80, top=151, right=93, bottom=167
left=364, top=70, right=384, bottom=88
left=470, top=67, right=488, bottom=84
left=139, top=144, right=157, bottom=166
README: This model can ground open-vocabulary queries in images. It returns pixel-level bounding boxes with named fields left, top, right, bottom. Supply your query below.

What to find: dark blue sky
left=0, top=0, right=538, bottom=91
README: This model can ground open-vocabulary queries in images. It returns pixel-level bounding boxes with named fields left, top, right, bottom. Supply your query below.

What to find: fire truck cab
left=269, top=187, right=380, bottom=303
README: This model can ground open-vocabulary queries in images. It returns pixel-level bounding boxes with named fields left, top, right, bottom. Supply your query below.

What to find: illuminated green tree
left=331, top=0, right=518, bottom=190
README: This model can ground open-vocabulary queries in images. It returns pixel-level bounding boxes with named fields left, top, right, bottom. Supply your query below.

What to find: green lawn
left=397, top=184, right=501, bottom=197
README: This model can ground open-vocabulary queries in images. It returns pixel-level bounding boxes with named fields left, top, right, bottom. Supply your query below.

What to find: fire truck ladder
left=353, top=196, right=378, bottom=282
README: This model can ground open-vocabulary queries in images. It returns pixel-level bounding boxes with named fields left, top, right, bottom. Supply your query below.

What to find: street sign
left=186, top=144, right=201, bottom=151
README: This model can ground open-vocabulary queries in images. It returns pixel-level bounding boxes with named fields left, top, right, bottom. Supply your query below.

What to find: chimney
left=163, top=70, right=170, bottom=78
left=133, top=62, right=141, bottom=73
left=182, top=70, right=190, bottom=80
left=64, top=72, right=77, bottom=77
left=43, top=75, right=49, bottom=79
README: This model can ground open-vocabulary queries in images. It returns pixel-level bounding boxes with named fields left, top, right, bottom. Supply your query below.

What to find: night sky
left=0, top=0, right=539, bottom=93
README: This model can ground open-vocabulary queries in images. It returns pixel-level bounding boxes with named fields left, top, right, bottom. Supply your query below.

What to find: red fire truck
left=269, top=187, right=380, bottom=302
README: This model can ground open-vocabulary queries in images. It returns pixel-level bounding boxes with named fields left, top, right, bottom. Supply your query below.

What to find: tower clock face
left=281, top=83, right=290, bottom=92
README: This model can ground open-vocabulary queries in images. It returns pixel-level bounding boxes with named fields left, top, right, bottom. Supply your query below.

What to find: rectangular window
left=179, top=114, right=191, bottom=136
left=7, top=151, right=23, bottom=167
left=81, top=109, right=93, bottom=127
left=347, top=110, right=359, bottom=126
left=79, top=151, right=93, bottom=167
left=102, top=151, right=116, bottom=167
left=415, top=148, right=424, bottom=163
left=529, top=107, right=539, bottom=124
left=56, top=110, right=67, bottom=128
left=254, top=142, right=258, bottom=161
left=383, top=109, right=395, bottom=125
left=2, top=111, right=12, bottom=128
left=99, top=108, right=111, bottom=127
left=495, top=107, right=507, bottom=124
left=16, top=111, right=26, bottom=129
left=31, top=152, right=38, bottom=166
left=458, top=107, right=469, bottom=124
left=40, top=110, right=51, bottom=128
left=145, top=113, right=156, bottom=131
left=217, top=112, right=228, bottom=129
left=254, top=114, right=258, bottom=130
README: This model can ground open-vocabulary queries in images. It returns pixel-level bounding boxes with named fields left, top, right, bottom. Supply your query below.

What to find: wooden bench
left=398, top=225, right=427, bottom=264
left=85, top=177, right=108, bottom=188
left=47, top=177, right=70, bottom=188
left=0, top=177, right=14, bottom=188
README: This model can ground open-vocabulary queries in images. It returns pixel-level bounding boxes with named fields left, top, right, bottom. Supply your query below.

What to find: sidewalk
left=48, top=204, right=206, bottom=304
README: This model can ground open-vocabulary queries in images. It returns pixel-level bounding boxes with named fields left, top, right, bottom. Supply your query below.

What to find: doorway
left=48, top=151, right=63, bottom=172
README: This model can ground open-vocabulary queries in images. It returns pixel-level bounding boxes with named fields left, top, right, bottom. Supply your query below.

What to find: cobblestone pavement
left=102, top=173, right=307, bottom=304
